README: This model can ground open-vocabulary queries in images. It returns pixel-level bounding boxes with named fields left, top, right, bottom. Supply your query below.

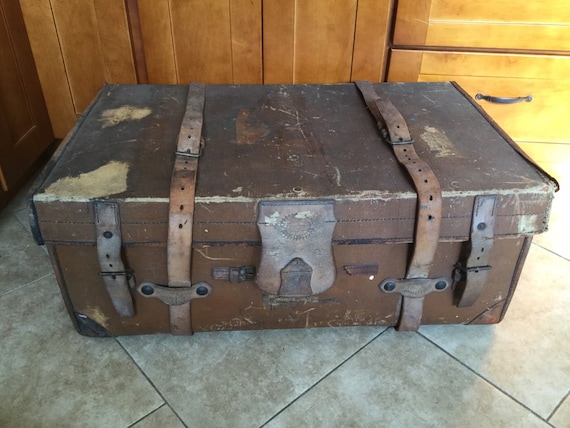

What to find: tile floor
left=0, top=154, right=568, bottom=428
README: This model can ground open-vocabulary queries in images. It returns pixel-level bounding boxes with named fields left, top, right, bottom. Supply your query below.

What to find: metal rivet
left=196, top=286, right=209, bottom=296
left=477, top=222, right=487, bottom=231
left=383, top=281, right=396, bottom=292
left=141, top=285, right=154, bottom=295
left=103, top=231, right=113, bottom=239
left=435, top=281, right=447, bottom=290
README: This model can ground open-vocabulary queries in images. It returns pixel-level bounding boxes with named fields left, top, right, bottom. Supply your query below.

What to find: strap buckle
left=176, top=139, right=204, bottom=158
left=454, top=263, right=492, bottom=275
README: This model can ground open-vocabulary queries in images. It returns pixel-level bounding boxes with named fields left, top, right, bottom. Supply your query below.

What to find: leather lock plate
left=256, top=200, right=336, bottom=296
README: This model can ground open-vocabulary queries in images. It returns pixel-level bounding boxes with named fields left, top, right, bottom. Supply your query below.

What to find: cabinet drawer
left=387, top=50, right=570, bottom=144
left=394, top=0, right=570, bottom=51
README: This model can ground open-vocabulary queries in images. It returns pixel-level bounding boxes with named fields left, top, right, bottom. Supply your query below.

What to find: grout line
left=259, top=327, right=390, bottom=427
left=0, top=272, right=55, bottom=298
left=418, top=333, right=555, bottom=426
left=126, top=403, right=167, bottom=428
left=531, top=242, right=570, bottom=262
left=547, top=389, right=570, bottom=422
left=116, top=339, right=189, bottom=428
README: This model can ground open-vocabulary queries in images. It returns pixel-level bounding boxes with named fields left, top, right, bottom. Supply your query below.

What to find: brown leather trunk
left=29, top=82, right=557, bottom=336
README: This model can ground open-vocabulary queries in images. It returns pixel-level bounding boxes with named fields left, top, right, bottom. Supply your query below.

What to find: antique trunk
left=29, top=82, right=558, bottom=336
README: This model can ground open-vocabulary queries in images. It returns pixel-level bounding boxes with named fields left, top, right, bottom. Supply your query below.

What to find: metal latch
left=212, top=266, right=256, bottom=283
left=136, top=281, right=212, bottom=306
left=379, top=277, right=450, bottom=298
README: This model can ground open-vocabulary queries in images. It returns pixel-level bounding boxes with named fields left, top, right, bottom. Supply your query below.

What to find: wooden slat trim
left=351, top=0, right=392, bottom=82
left=262, top=0, right=295, bottom=84
left=124, top=0, right=148, bottom=83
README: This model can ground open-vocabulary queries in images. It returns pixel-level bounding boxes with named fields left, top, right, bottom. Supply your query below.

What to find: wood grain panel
left=424, top=23, right=570, bottom=51
left=230, top=0, right=263, bottom=84
left=171, top=0, right=233, bottom=83
left=19, top=0, right=76, bottom=137
left=393, top=0, right=432, bottom=46
left=430, top=0, right=570, bottom=23
left=518, top=142, right=570, bottom=165
left=138, top=0, right=176, bottom=83
left=263, top=0, right=295, bottom=83
left=50, top=0, right=107, bottom=114
left=264, top=0, right=359, bottom=84
left=386, top=50, right=423, bottom=82
left=419, top=52, right=570, bottom=80
left=394, top=0, right=570, bottom=50
left=125, top=0, right=148, bottom=83
left=93, top=0, right=137, bottom=84
left=294, top=0, right=357, bottom=83
left=351, top=0, right=392, bottom=81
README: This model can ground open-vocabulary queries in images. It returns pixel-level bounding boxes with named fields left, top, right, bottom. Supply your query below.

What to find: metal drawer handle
left=475, top=94, right=532, bottom=104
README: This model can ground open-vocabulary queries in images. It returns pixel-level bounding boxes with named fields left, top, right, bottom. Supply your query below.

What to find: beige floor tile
left=550, top=394, right=570, bottom=428
left=4, top=178, right=35, bottom=214
left=419, top=245, right=570, bottom=418
left=265, top=329, right=549, bottom=428
left=0, top=276, right=164, bottom=428
left=131, top=405, right=186, bottom=428
left=533, top=186, right=570, bottom=260
left=119, top=326, right=383, bottom=428
left=532, top=158, right=570, bottom=260
left=0, top=211, right=52, bottom=295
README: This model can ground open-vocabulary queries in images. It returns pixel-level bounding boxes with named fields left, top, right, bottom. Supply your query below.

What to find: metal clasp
left=211, top=266, right=257, bottom=283
left=176, top=139, right=205, bottom=158
left=136, top=281, right=212, bottom=306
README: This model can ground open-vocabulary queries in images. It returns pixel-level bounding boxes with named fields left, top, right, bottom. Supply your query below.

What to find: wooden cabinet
left=388, top=0, right=570, bottom=163
left=0, top=0, right=53, bottom=210
left=137, top=0, right=263, bottom=85
left=393, top=0, right=570, bottom=51
left=388, top=51, right=570, bottom=144
left=20, top=0, right=392, bottom=138
left=263, top=0, right=391, bottom=84
left=20, top=0, right=137, bottom=137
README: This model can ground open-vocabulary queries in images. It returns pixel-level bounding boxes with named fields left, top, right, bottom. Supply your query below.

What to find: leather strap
left=94, top=201, right=135, bottom=317
left=355, top=81, right=443, bottom=331
left=167, top=82, right=206, bottom=335
left=455, top=195, right=497, bottom=307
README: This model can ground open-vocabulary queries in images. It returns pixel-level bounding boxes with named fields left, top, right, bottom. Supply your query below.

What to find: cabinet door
left=0, top=0, right=53, bottom=193
left=138, top=0, right=263, bottom=85
left=393, top=0, right=570, bottom=50
left=20, top=0, right=137, bottom=138
left=387, top=50, right=570, bottom=145
left=263, top=0, right=391, bottom=83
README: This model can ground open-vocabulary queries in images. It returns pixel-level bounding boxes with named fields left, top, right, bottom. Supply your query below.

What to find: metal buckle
left=454, top=263, right=492, bottom=274
left=98, top=269, right=134, bottom=278
left=98, top=270, right=136, bottom=289
left=391, top=138, right=414, bottom=146
left=176, top=139, right=204, bottom=158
